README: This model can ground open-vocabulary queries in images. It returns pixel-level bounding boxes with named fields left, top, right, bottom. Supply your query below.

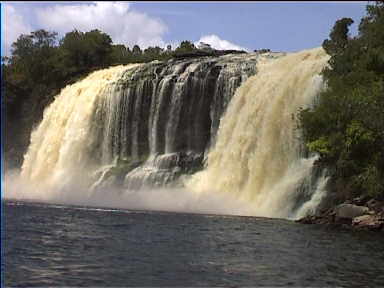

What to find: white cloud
left=4, top=5, right=32, bottom=55
left=3, top=3, right=248, bottom=56
left=35, top=2, right=168, bottom=48
left=195, top=34, right=248, bottom=51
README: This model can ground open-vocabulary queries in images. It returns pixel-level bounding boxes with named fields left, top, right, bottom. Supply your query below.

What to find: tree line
left=300, top=1, right=384, bottom=201
left=2, top=28, right=198, bottom=168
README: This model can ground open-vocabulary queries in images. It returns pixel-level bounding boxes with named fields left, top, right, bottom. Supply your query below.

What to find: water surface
left=3, top=200, right=384, bottom=286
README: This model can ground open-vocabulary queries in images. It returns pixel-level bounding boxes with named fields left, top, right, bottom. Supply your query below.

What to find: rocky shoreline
left=296, top=198, right=384, bottom=232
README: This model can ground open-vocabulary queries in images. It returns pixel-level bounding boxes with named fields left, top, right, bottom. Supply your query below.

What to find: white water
left=5, top=62, right=256, bottom=216
left=187, top=48, right=330, bottom=218
left=5, top=169, right=256, bottom=216
left=6, top=48, right=330, bottom=218
left=20, top=64, right=141, bottom=194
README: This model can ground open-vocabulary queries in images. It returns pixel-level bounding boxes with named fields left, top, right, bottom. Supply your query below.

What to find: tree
left=60, top=30, right=87, bottom=71
left=142, top=46, right=163, bottom=62
left=10, top=29, right=59, bottom=83
left=60, top=29, right=112, bottom=70
left=4, top=29, right=61, bottom=167
left=300, top=2, right=384, bottom=200
left=110, top=44, right=131, bottom=64
left=175, top=40, right=196, bottom=53
left=83, top=29, right=112, bottom=67
left=132, top=45, right=142, bottom=56
left=322, top=18, right=354, bottom=56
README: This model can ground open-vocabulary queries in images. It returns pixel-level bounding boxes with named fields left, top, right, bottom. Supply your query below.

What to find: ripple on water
left=4, top=200, right=384, bottom=287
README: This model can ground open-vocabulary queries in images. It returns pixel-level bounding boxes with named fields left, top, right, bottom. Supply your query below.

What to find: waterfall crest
left=187, top=48, right=330, bottom=218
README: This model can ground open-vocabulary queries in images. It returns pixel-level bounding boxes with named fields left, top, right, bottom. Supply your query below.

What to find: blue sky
left=3, top=1, right=368, bottom=55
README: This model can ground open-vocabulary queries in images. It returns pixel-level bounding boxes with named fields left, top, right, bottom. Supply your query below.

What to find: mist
left=4, top=170, right=257, bottom=217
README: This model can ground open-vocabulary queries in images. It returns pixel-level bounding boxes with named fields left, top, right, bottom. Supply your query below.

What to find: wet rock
left=366, top=199, right=384, bottom=213
left=296, top=215, right=317, bottom=224
left=124, top=152, right=204, bottom=190
left=352, top=215, right=384, bottom=231
left=351, top=195, right=370, bottom=206
left=296, top=198, right=384, bottom=232
left=334, top=216, right=352, bottom=225
left=334, top=204, right=370, bottom=219
left=295, top=209, right=335, bottom=225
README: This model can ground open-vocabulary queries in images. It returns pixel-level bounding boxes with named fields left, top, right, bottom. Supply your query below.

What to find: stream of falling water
left=20, top=64, right=141, bottom=195
left=186, top=48, right=330, bottom=218
left=7, top=49, right=330, bottom=218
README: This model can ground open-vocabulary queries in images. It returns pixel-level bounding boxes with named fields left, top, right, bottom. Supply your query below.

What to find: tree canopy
left=300, top=2, right=384, bottom=200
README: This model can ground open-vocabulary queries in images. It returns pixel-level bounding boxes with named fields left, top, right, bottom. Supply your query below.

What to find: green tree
left=60, top=30, right=87, bottom=72
left=60, top=29, right=112, bottom=71
left=300, top=2, right=384, bottom=200
left=4, top=29, right=61, bottom=167
left=132, top=45, right=142, bottom=56
left=322, top=18, right=354, bottom=56
left=142, top=46, right=164, bottom=62
left=110, top=44, right=131, bottom=64
left=174, top=40, right=196, bottom=53
left=83, top=29, right=112, bottom=67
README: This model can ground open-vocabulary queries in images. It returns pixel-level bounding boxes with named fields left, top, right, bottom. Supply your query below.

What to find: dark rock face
left=124, top=152, right=204, bottom=190
left=91, top=53, right=263, bottom=188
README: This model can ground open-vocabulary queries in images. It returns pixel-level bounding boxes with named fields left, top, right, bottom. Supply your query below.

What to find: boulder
left=367, top=199, right=384, bottom=213
left=351, top=195, right=370, bottom=206
left=334, top=204, right=370, bottom=219
left=296, top=215, right=317, bottom=224
left=352, top=215, right=384, bottom=231
left=296, top=201, right=384, bottom=232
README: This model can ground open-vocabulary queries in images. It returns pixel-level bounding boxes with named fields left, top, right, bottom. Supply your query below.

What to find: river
left=3, top=200, right=384, bottom=287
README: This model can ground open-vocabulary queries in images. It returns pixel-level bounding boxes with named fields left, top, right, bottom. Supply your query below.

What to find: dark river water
left=3, top=200, right=384, bottom=287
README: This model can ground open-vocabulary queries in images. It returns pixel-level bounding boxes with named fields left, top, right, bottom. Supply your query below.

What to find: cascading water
left=17, top=53, right=261, bottom=194
left=187, top=47, right=330, bottom=218
left=20, top=64, right=141, bottom=193
left=10, top=48, right=330, bottom=218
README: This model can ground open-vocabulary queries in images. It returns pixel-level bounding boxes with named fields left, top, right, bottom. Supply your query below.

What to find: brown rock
left=367, top=199, right=384, bottom=213
left=352, top=214, right=384, bottom=231
left=335, top=204, right=370, bottom=219
left=334, top=216, right=352, bottom=225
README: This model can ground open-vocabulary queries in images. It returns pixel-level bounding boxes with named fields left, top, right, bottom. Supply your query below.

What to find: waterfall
left=13, top=49, right=330, bottom=218
left=186, top=48, right=330, bottom=218
left=20, top=64, right=141, bottom=192
left=19, top=53, right=260, bottom=192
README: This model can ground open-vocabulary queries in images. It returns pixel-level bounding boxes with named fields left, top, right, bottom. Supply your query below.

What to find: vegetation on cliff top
left=300, top=2, right=384, bottom=201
